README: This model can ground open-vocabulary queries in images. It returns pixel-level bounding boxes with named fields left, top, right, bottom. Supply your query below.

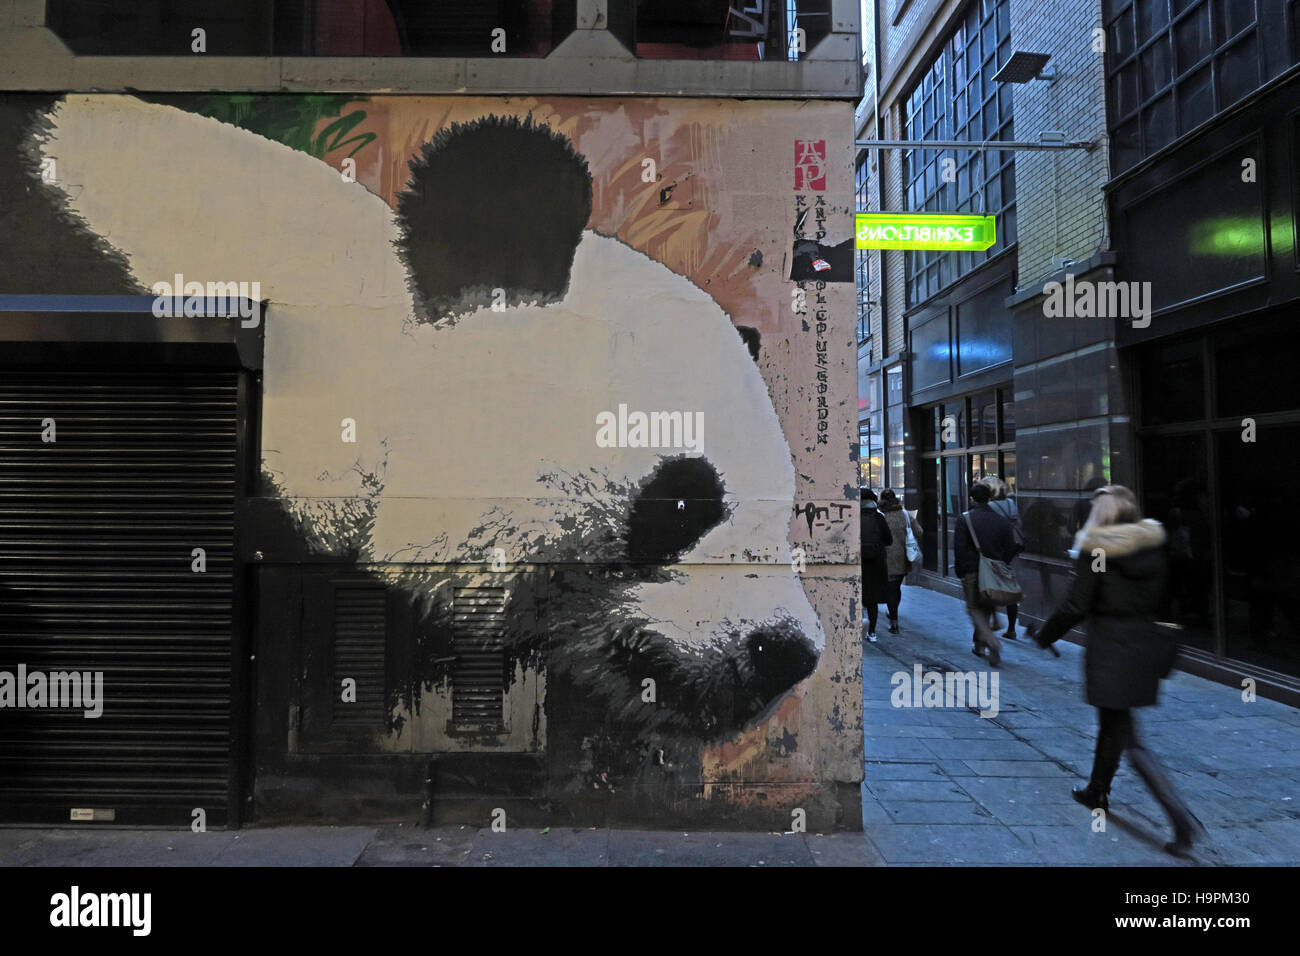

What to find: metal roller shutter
left=0, top=369, right=239, bottom=825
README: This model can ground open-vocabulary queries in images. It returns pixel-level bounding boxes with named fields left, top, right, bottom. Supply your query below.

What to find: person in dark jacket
left=879, top=489, right=922, bottom=634
left=860, top=488, right=893, bottom=643
left=1031, top=484, right=1205, bottom=858
left=980, top=475, right=1024, bottom=641
left=954, top=482, right=1020, bottom=666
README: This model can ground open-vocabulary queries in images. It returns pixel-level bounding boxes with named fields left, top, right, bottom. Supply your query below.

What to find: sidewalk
left=859, top=585, right=1300, bottom=865
left=1, top=585, right=1297, bottom=866
left=0, top=824, right=876, bottom=867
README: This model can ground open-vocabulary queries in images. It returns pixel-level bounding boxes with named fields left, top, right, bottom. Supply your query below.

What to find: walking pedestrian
left=980, top=475, right=1025, bottom=641
left=954, top=481, right=1019, bottom=667
left=860, top=487, right=892, bottom=643
left=878, top=489, right=921, bottom=634
left=1030, top=484, right=1206, bottom=858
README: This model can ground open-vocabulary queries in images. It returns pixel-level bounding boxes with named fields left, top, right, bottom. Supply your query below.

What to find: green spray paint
left=183, top=94, right=377, bottom=160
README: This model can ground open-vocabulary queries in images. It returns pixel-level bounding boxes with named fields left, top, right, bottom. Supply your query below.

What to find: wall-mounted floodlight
left=993, top=51, right=1054, bottom=84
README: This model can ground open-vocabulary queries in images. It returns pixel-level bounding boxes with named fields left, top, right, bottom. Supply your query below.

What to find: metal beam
left=856, top=139, right=1096, bottom=152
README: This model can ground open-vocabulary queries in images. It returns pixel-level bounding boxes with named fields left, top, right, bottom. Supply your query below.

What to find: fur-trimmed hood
left=1078, top=519, right=1166, bottom=560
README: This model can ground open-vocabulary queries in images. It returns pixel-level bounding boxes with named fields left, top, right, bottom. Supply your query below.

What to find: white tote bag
left=904, top=521, right=921, bottom=563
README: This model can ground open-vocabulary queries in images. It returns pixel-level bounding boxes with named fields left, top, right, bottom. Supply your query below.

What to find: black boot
left=1071, top=783, right=1109, bottom=811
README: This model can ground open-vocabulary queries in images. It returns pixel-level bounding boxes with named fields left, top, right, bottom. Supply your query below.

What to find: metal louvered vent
left=451, top=584, right=508, bottom=731
left=0, top=369, right=238, bottom=825
left=332, top=583, right=387, bottom=726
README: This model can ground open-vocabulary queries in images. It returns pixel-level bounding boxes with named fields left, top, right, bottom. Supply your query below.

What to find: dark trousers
left=961, top=572, right=1001, bottom=658
left=1090, top=708, right=1197, bottom=837
left=885, top=576, right=903, bottom=620
left=865, top=602, right=879, bottom=631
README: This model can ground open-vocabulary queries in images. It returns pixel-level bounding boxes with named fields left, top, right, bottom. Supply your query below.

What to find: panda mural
left=4, top=94, right=834, bottom=819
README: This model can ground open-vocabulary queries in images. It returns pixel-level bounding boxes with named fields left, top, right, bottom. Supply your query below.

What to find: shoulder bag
left=964, top=513, right=1022, bottom=605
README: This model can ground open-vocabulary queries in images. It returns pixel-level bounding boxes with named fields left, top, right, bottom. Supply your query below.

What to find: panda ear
left=395, top=114, right=593, bottom=322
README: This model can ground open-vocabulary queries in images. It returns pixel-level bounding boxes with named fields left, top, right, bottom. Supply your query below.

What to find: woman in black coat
left=1032, top=485, right=1205, bottom=857
left=860, top=488, right=892, bottom=643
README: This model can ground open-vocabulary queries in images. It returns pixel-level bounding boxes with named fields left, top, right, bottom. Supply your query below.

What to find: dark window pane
left=1124, top=149, right=1265, bottom=309
left=912, top=317, right=950, bottom=390
left=1215, top=0, right=1256, bottom=40
left=1217, top=33, right=1259, bottom=108
left=1136, top=0, right=1171, bottom=44
left=923, top=407, right=940, bottom=452
left=1215, top=315, right=1300, bottom=416
left=1141, top=433, right=1215, bottom=652
left=972, top=392, right=998, bottom=445
left=1174, top=2, right=1213, bottom=70
left=923, top=458, right=941, bottom=571
left=1117, top=61, right=1141, bottom=115
left=985, top=174, right=1001, bottom=213
left=1000, top=391, right=1016, bottom=442
left=956, top=284, right=1013, bottom=376
left=1140, top=34, right=1173, bottom=96
left=942, top=400, right=966, bottom=450
left=1140, top=339, right=1205, bottom=424
left=1177, top=65, right=1214, bottom=132
left=1113, top=116, right=1142, bottom=170
left=944, top=455, right=966, bottom=515
left=1218, top=422, right=1300, bottom=676
left=1142, top=92, right=1175, bottom=152
left=1113, top=8, right=1137, bottom=60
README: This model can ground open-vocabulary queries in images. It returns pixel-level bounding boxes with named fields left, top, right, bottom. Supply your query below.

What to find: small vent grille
left=332, top=584, right=387, bottom=726
left=451, top=585, right=508, bottom=731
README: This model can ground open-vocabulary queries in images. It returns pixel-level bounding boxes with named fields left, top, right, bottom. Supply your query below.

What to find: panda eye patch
left=627, top=457, right=727, bottom=565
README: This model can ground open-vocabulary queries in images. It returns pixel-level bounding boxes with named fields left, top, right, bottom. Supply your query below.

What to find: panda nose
left=744, top=625, right=818, bottom=700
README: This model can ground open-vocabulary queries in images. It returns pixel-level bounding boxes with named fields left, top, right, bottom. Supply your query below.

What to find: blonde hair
left=1082, top=484, right=1142, bottom=533
left=978, top=475, right=1009, bottom=500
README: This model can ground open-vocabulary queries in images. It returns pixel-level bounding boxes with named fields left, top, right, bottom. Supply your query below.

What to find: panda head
left=17, top=95, right=825, bottom=753
left=382, top=116, right=825, bottom=746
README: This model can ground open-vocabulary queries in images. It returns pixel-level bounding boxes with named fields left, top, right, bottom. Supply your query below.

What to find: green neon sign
left=856, top=212, right=997, bottom=251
